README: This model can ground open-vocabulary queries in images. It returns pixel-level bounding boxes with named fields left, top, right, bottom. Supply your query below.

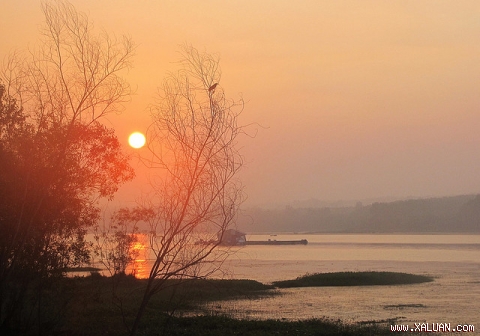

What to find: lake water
left=201, top=234, right=480, bottom=333
left=92, top=233, right=480, bottom=333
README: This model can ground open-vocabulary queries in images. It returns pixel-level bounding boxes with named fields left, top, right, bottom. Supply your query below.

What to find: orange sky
left=2, top=1, right=480, bottom=207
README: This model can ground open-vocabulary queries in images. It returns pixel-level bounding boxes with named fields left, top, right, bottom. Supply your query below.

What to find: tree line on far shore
left=238, top=194, right=480, bottom=233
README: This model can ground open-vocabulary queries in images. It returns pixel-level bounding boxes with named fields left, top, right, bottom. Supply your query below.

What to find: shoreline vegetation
left=238, top=194, right=480, bottom=233
left=64, top=267, right=103, bottom=272
left=32, top=271, right=435, bottom=335
left=272, top=271, right=434, bottom=288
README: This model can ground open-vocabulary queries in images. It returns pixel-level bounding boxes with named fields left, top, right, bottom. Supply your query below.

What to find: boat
left=218, top=229, right=308, bottom=246
left=245, top=239, right=308, bottom=245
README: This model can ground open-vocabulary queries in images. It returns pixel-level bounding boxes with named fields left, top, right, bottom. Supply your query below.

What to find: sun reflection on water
left=127, top=234, right=149, bottom=279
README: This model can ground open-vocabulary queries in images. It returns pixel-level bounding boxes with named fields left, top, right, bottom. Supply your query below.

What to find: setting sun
left=128, top=132, right=146, bottom=149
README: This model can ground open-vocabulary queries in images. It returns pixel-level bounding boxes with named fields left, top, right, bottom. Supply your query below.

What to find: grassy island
left=273, top=271, right=434, bottom=288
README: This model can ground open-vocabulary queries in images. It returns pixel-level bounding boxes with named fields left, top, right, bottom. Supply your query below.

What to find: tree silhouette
left=0, top=0, right=134, bottom=331
left=129, top=45, right=245, bottom=335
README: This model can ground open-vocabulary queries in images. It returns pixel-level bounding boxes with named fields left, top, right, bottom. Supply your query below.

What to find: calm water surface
left=92, top=233, right=480, bottom=332
left=202, top=234, right=480, bottom=333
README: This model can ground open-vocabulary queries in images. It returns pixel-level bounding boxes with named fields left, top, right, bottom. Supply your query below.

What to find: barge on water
left=245, top=239, right=308, bottom=245
left=219, top=229, right=308, bottom=246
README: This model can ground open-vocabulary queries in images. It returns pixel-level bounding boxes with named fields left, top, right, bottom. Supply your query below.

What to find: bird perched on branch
left=208, top=83, right=218, bottom=92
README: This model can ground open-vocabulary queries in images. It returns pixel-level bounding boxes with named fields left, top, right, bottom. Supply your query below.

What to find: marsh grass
left=64, top=275, right=278, bottom=335
left=2, top=272, right=435, bottom=335
left=272, top=271, right=434, bottom=288
left=144, top=315, right=410, bottom=336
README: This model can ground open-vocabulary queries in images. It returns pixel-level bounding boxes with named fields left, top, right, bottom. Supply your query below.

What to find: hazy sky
left=2, top=1, right=480, bottom=207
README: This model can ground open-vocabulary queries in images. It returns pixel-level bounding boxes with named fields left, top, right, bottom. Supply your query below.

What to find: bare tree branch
left=129, top=44, right=245, bottom=335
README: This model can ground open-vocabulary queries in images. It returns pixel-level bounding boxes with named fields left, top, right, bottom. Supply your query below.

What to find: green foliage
left=272, top=271, right=434, bottom=288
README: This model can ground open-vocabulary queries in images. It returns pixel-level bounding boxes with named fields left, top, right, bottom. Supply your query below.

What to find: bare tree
left=129, top=45, right=245, bottom=335
left=14, top=0, right=133, bottom=128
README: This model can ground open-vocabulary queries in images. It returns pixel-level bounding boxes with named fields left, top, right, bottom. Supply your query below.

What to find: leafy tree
left=0, top=83, right=134, bottom=330
left=0, top=0, right=134, bottom=331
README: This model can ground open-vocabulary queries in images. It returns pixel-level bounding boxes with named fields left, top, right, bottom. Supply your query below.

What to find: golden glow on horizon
left=128, top=236, right=148, bottom=279
left=128, top=132, right=146, bottom=149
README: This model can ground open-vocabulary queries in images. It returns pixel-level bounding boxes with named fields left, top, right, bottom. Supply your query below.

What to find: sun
left=128, top=132, right=146, bottom=149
